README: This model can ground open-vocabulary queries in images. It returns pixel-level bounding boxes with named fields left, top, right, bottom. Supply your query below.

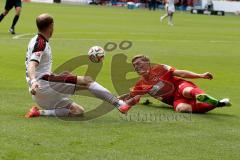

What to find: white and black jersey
left=25, top=34, right=76, bottom=109
left=25, top=34, right=52, bottom=85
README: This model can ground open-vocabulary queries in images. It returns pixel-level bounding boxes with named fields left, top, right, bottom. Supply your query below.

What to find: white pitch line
left=11, top=32, right=158, bottom=39
left=12, top=33, right=34, bottom=39
left=6, top=33, right=240, bottom=44
left=6, top=37, right=240, bottom=43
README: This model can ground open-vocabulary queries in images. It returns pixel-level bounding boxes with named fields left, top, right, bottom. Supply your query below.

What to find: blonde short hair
left=132, top=55, right=150, bottom=63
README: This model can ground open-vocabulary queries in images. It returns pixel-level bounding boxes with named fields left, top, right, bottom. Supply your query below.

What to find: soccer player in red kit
left=119, top=55, right=231, bottom=113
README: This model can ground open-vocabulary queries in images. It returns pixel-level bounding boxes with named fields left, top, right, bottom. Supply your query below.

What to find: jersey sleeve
left=162, top=64, right=176, bottom=72
left=30, top=37, right=46, bottom=63
left=130, top=80, right=152, bottom=97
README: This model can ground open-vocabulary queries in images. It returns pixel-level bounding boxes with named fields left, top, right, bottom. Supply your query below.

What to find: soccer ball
left=88, top=46, right=105, bottom=63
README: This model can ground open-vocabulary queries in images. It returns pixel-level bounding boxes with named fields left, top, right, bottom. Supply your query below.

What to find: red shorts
left=173, top=81, right=204, bottom=111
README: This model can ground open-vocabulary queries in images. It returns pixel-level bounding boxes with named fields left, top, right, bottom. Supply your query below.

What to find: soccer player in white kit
left=160, top=0, right=175, bottom=26
left=25, top=13, right=132, bottom=118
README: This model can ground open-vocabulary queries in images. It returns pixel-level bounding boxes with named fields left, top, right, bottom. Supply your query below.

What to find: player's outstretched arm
left=119, top=94, right=141, bottom=106
left=118, top=93, right=131, bottom=101
left=173, top=70, right=213, bottom=80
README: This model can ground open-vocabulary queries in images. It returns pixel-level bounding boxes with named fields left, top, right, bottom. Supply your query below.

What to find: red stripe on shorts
left=41, top=73, right=77, bottom=84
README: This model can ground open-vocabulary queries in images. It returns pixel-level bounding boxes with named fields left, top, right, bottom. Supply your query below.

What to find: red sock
left=190, top=88, right=204, bottom=98
left=192, top=103, right=215, bottom=113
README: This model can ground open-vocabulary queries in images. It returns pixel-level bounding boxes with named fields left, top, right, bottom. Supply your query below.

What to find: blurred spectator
left=148, top=0, right=157, bottom=10
left=111, top=0, right=117, bottom=5
left=205, top=0, right=213, bottom=11
left=187, top=0, right=193, bottom=6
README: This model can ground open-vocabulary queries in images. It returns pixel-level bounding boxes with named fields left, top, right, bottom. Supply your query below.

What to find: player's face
left=133, top=58, right=150, bottom=76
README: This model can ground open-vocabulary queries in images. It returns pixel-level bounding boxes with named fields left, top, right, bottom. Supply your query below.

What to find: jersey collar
left=38, top=33, right=49, bottom=42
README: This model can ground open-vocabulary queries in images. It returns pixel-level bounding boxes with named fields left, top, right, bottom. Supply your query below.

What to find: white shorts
left=168, top=5, right=175, bottom=13
left=31, top=73, right=77, bottom=109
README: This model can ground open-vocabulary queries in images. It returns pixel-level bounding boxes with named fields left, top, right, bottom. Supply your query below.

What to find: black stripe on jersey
left=32, top=34, right=47, bottom=53
left=30, top=59, right=40, bottom=64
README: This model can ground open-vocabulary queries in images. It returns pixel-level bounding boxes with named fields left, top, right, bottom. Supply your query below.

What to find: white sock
left=40, top=110, right=56, bottom=116
left=40, top=108, right=70, bottom=117
left=89, top=81, right=110, bottom=93
left=88, top=82, right=125, bottom=108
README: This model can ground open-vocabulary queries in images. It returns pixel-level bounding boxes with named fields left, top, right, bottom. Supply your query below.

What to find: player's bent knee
left=84, top=76, right=93, bottom=84
left=182, top=87, right=194, bottom=98
left=84, top=76, right=94, bottom=86
left=77, top=76, right=93, bottom=86
left=74, top=107, right=84, bottom=115
left=69, top=105, right=85, bottom=116
left=175, top=103, right=192, bottom=113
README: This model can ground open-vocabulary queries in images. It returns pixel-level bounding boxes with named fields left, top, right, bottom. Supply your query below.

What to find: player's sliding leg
left=188, top=88, right=231, bottom=107
left=196, top=94, right=231, bottom=107
left=25, top=103, right=84, bottom=118
left=175, top=102, right=216, bottom=113
left=88, top=81, right=131, bottom=114
left=175, top=103, right=192, bottom=113
left=31, top=93, right=139, bottom=117
left=39, top=103, right=84, bottom=117
left=174, top=99, right=216, bottom=113
left=182, top=86, right=231, bottom=108
left=76, top=76, right=131, bottom=114
left=194, top=103, right=215, bottom=113
left=25, top=106, right=70, bottom=118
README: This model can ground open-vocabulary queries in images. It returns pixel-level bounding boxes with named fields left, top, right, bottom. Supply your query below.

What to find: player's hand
left=118, top=93, right=130, bottom=101
left=125, top=95, right=141, bottom=106
left=30, top=81, right=40, bottom=95
left=201, top=72, right=213, bottom=80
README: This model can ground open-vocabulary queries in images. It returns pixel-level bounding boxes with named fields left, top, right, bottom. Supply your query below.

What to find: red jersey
left=130, top=64, right=184, bottom=103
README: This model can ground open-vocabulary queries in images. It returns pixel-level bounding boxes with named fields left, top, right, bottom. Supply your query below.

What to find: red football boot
left=25, top=106, right=40, bottom=118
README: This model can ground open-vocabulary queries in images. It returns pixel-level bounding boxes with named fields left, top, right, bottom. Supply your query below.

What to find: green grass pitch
left=0, top=1, right=240, bottom=159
